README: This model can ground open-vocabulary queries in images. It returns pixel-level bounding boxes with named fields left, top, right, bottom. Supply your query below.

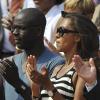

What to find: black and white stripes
left=41, top=68, right=76, bottom=100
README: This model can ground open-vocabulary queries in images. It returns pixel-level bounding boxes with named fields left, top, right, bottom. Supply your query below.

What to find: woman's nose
left=56, top=33, right=60, bottom=39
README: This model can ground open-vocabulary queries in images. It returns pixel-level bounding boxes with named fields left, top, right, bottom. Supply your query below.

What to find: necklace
left=55, top=63, right=74, bottom=77
left=55, top=64, right=65, bottom=76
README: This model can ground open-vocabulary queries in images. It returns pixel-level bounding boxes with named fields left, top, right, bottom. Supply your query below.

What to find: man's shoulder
left=47, top=55, right=65, bottom=66
left=46, top=53, right=65, bottom=73
left=3, top=52, right=24, bottom=63
left=44, top=47, right=60, bottom=56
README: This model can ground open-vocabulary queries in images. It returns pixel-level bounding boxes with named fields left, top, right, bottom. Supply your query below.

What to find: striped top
left=40, top=68, right=76, bottom=100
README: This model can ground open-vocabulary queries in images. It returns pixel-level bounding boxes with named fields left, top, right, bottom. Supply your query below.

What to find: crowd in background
left=0, top=0, right=100, bottom=100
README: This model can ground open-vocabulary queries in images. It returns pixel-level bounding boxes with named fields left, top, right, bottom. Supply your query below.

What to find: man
left=72, top=55, right=100, bottom=100
left=1, top=0, right=64, bottom=53
left=0, top=1, right=35, bottom=99
left=0, top=8, right=64, bottom=100
left=0, top=0, right=35, bottom=58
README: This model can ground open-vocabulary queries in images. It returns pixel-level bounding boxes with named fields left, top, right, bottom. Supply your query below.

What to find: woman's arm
left=73, top=76, right=86, bottom=100
left=42, top=76, right=65, bottom=100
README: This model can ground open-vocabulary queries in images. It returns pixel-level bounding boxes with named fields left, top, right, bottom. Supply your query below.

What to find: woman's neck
left=64, top=46, right=77, bottom=65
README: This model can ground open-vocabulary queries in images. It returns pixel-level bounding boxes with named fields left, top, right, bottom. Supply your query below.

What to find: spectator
left=54, top=0, right=95, bottom=35
left=0, top=8, right=64, bottom=100
left=64, top=0, right=95, bottom=18
left=2, top=0, right=64, bottom=54
left=0, top=0, right=35, bottom=58
left=48, top=0, right=96, bottom=54
left=26, top=13, right=99, bottom=100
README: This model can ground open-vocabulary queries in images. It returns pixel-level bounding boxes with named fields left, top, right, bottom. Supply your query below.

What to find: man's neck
left=25, top=45, right=45, bottom=59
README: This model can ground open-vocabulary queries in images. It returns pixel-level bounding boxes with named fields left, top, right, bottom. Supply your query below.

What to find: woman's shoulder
left=50, top=64, right=64, bottom=77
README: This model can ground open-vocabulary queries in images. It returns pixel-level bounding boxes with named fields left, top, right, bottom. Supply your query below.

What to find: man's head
left=64, top=0, right=95, bottom=19
left=12, top=8, right=46, bottom=50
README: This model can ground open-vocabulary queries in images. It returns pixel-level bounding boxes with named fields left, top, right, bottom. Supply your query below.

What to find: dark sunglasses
left=57, top=27, right=79, bottom=37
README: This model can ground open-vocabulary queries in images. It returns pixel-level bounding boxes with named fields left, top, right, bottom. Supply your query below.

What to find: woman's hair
left=64, top=0, right=95, bottom=16
left=61, top=12, right=99, bottom=59
left=54, top=0, right=95, bottom=39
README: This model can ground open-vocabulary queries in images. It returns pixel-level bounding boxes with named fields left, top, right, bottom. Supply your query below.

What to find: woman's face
left=55, top=18, right=80, bottom=54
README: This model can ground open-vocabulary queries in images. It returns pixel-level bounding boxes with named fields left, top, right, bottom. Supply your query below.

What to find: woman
left=26, top=13, right=99, bottom=100
left=45, top=0, right=96, bottom=54
left=55, top=0, right=95, bottom=36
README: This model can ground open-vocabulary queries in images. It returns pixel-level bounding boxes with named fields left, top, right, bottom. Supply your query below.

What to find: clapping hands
left=26, top=55, right=49, bottom=86
left=72, top=55, right=97, bottom=85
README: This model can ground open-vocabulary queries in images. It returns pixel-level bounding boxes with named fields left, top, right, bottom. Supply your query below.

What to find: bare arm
left=74, top=76, right=86, bottom=100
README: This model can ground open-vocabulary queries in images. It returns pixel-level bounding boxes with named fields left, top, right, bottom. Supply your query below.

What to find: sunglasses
left=57, top=27, right=79, bottom=37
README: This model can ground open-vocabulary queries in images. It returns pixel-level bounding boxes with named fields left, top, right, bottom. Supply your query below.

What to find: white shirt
left=0, top=0, right=35, bottom=52
left=85, top=80, right=97, bottom=92
left=44, top=3, right=64, bottom=45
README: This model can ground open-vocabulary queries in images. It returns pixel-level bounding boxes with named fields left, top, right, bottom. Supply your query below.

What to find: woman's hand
left=72, top=55, right=97, bottom=85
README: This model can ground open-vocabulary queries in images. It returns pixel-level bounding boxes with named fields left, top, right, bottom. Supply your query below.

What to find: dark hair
left=55, top=0, right=64, bottom=4
left=15, top=8, right=46, bottom=35
left=61, top=12, right=99, bottom=59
